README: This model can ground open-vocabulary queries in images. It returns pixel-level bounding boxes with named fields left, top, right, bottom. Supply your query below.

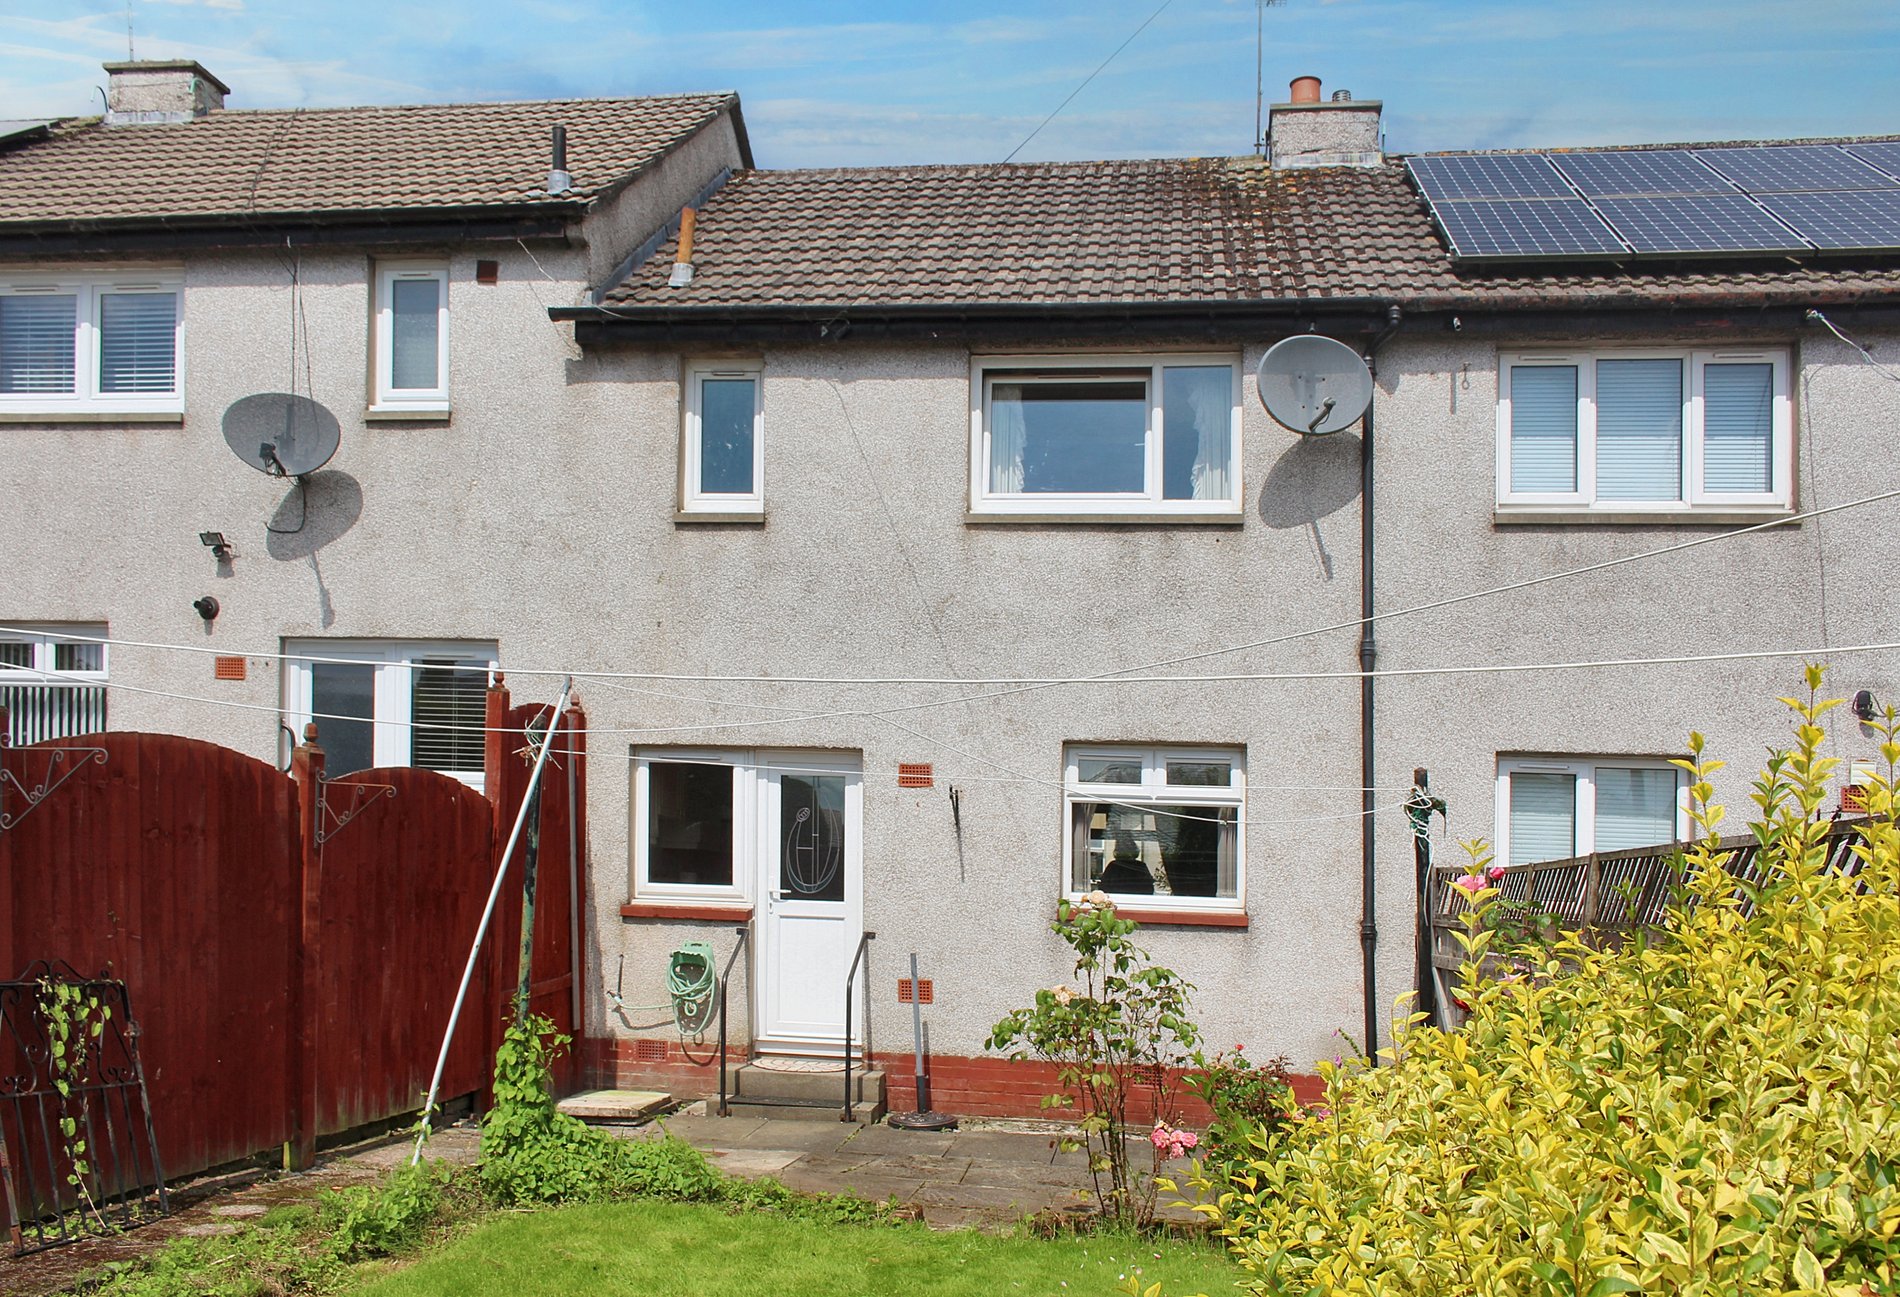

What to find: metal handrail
left=841, top=930, right=876, bottom=1121
left=714, top=925, right=750, bottom=1118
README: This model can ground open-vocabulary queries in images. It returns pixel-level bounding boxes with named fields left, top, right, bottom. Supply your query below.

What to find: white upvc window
left=1063, top=744, right=1245, bottom=911
left=0, top=623, right=108, bottom=746
left=971, top=353, right=1242, bottom=516
left=0, top=274, right=182, bottom=413
left=371, top=262, right=450, bottom=412
left=629, top=748, right=860, bottom=905
left=1498, top=349, right=1792, bottom=511
left=283, top=640, right=496, bottom=789
left=682, top=362, right=764, bottom=513
left=1495, top=756, right=1687, bottom=868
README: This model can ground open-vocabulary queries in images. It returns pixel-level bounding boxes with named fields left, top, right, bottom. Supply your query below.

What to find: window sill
left=1080, top=905, right=1249, bottom=928
left=620, top=901, right=754, bottom=922
left=365, top=406, right=451, bottom=423
left=1493, top=507, right=1797, bottom=527
left=674, top=509, right=766, bottom=525
left=0, top=410, right=183, bottom=424
left=966, top=511, right=1244, bottom=527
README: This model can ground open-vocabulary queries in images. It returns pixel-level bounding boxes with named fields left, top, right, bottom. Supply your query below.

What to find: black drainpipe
left=1360, top=304, right=1402, bottom=1062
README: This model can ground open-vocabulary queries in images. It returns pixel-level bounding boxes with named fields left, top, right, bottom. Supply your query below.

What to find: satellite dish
left=1256, top=335, right=1374, bottom=436
left=221, top=393, right=340, bottom=477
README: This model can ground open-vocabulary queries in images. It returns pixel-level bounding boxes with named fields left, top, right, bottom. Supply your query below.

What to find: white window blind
left=98, top=292, right=178, bottom=394
left=1509, top=365, right=1578, bottom=493
left=1508, top=771, right=1577, bottom=866
left=390, top=278, right=441, bottom=391
left=409, top=658, right=488, bottom=773
left=0, top=294, right=77, bottom=394
left=1702, top=362, right=1774, bottom=493
left=1595, top=358, right=1682, bottom=501
left=1594, top=766, right=1679, bottom=851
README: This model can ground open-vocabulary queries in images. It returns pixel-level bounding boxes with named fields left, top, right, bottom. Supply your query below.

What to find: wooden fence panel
left=312, top=767, right=496, bottom=1138
left=0, top=734, right=298, bottom=1179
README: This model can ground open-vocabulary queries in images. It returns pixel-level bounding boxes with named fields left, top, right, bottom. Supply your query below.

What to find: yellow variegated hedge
left=1197, top=672, right=1900, bottom=1297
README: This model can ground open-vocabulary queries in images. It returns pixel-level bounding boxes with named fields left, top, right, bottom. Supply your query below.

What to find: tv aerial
left=221, top=392, right=340, bottom=478
left=1256, top=335, right=1373, bottom=436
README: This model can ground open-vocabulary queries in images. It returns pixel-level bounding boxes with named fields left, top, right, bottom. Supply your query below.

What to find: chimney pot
left=1332, top=89, right=1353, bottom=102
left=102, top=59, right=228, bottom=125
left=1289, top=75, right=1322, bottom=104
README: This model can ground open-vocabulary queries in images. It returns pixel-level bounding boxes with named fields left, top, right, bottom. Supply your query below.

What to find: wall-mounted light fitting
left=1853, top=689, right=1880, bottom=721
left=199, top=530, right=233, bottom=561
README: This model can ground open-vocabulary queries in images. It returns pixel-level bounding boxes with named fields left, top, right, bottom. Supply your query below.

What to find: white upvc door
left=755, top=757, right=863, bottom=1053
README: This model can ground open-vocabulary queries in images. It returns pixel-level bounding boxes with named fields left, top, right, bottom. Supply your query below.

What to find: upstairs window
left=284, top=640, right=495, bottom=789
left=0, top=624, right=108, bottom=745
left=372, top=263, right=449, bottom=412
left=0, top=276, right=181, bottom=414
left=1499, top=349, right=1791, bottom=511
left=682, top=363, right=763, bottom=514
left=972, top=355, right=1240, bottom=516
left=1064, top=745, right=1244, bottom=910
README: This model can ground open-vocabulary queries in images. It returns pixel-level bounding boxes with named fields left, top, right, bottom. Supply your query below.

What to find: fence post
left=0, top=705, right=12, bottom=983
left=478, top=676, right=512, bottom=1111
left=1583, top=852, right=1601, bottom=929
left=289, top=725, right=325, bottom=1171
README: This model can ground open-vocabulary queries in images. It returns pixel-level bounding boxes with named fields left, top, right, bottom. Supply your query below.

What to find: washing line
left=6, top=480, right=1897, bottom=694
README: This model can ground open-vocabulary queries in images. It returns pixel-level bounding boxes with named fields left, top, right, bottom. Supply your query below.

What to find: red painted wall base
left=583, top=1037, right=1324, bottom=1121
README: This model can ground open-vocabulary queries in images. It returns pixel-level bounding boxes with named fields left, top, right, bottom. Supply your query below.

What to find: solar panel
left=1430, top=197, right=1628, bottom=259
left=1407, top=153, right=1572, bottom=201
left=1547, top=149, right=1732, bottom=197
left=1693, top=145, right=1897, bottom=193
left=1754, top=190, right=1900, bottom=251
left=1842, top=141, right=1900, bottom=183
left=1592, top=195, right=1810, bottom=254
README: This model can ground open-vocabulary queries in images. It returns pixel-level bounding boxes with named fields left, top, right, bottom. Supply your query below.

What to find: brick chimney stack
left=103, top=60, right=230, bottom=125
left=1268, top=76, right=1383, bottom=169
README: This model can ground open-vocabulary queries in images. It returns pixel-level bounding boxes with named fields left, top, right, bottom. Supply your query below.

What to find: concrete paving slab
left=844, top=1125, right=959, bottom=1157
left=699, top=1148, right=803, bottom=1178
left=556, top=1089, right=672, bottom=1122
left=937, top=1130, right=1062, bottom=1165
left=662, top=1115, right=858, bottom=1153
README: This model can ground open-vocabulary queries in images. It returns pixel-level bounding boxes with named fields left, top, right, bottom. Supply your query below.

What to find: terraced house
left=4, top=63, right=1897, bottom=1116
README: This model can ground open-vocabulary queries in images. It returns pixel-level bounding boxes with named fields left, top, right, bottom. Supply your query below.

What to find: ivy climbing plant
left=37, top=976, right=114, bottom=1231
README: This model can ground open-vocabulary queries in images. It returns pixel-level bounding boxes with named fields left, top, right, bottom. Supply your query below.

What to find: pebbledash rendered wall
left=8, top=150, right=1899, bottom=1109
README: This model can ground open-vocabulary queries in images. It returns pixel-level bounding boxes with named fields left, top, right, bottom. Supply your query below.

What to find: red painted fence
left=0, top=678, right=586, bottom=1192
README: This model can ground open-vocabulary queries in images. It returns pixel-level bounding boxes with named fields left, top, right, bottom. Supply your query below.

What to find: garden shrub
left=480, top=1013, right=724, bottom=1206
left=1193, top=671, right=1900, bottom=1296
left=322, top=1157, right=450, bottom=1260
left=988, top=892, right=1199, bottom=1229
left=1182, top=1046, right=1299, bottom=1185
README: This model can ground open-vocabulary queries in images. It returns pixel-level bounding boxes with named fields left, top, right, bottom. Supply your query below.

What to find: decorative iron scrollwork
left=314, top=776, right=397, bottom=847
left=0, top=745, right=108, bottom=834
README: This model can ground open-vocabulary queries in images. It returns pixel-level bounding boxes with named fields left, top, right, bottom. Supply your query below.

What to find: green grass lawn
left=350, top=1200, right=1243, bottom=1297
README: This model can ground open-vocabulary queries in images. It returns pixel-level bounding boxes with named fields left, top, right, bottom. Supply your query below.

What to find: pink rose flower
left=1486, top=864, right=1507, bottom=882
left=1453, top=874, right=1486, bottom=895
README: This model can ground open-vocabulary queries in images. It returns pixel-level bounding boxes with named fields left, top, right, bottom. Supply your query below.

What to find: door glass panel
left=648, top=762, right=735, bottom=887
left=779, top=773, right=846, bottom=902
left=311, top=661, right=376, bottom=778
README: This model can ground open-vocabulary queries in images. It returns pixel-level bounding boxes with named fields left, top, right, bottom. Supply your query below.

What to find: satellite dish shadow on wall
left=266, top=470, right=363, bottom=560
left=1258, top=431, right=1363, bottom=529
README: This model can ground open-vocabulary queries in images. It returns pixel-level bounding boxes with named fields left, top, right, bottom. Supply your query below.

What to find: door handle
left=768, top=889, right=785, bottom=902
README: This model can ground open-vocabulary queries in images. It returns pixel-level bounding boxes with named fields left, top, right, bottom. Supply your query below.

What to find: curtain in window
left=98, top=292, right=177, bottom=393
left=1510, top=366, right=1578, bottom=493
left=1509, top=772, right=1577, bottom=866
left=1162, top=366, right=1231, bottom=501
left=989, top=384, right=1027, bottom=493
left=1596, top=358, right=1683, bottom=501
left=1594, top=767, right=1677, bottom=851
left=390, top=279, right=441, bottom=390
left=0, top=294, right=77, bottom=394
left=1702, top=362, right=1774, bottom=493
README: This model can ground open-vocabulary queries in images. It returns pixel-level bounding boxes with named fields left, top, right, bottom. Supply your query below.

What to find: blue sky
left=4, top=1, right=1899, bottom=168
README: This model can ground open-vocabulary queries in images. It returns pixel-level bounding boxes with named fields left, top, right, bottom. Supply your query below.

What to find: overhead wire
left=8, top=474, right=1900, bottom=696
